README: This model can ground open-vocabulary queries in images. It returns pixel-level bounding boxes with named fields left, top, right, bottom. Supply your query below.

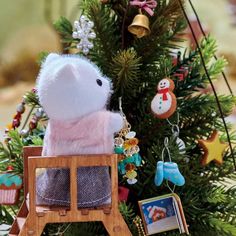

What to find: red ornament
left=118, top=186, right=130, bottom=202
left=7, top=166, right=14, bottom=171
left=12, top=119, right=20, bottom=128
left=14, top=112, right=22, bottom=120
left=32, top=88, right=37, bottom=93
left=173, top=66, right=189, bottom=81
left=29, top=120, right=37, bottom=130
left=172, top=57, right=178, bottom=67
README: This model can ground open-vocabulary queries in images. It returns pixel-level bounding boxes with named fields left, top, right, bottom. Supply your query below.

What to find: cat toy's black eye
left=96, top=79, right=102, bottom=86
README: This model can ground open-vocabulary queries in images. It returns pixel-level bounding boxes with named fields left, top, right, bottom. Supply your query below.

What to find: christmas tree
left=1, top=0, right=236, bottom=235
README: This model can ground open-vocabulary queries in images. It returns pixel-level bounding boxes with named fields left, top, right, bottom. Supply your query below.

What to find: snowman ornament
left=151, top=78, right=177, bottom=119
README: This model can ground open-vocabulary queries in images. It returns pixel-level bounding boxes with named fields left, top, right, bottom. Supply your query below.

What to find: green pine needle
left=111, top=48, right=141, bottom=96
left=23, top=91, right=40, bottom=107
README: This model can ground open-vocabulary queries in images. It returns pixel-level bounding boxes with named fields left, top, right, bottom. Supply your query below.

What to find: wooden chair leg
left=19, top=217, right=45, bottom=236
left=34, top=220, right=46, bottom=236
left=103, top=211, right=132, bottom=236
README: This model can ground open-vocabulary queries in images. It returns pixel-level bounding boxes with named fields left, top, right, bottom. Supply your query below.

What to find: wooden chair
left=9, top=146, right=132, bottom=236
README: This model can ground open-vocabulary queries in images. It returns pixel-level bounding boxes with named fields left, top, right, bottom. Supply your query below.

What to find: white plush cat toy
left=36, top=53, right=123, bottom=207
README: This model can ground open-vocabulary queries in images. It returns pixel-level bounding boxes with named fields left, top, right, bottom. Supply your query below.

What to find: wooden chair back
left=18, top=146, right=131, bottom=235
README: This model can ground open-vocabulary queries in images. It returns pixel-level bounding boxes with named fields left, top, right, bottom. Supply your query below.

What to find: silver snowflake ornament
left=72, top=15, right=96, bottom=55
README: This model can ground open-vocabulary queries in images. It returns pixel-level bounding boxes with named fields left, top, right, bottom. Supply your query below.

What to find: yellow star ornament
left=198, top=131, right=228, bottom=166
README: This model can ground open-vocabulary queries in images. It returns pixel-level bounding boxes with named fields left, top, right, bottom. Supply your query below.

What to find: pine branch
left=0, top=205, right=14, bottom=225
left=208, top=217, right=236, bottom=236
left=119, top=201, right=136, bottom=224
left=23, top=91, right=40, bottom=107
left=111, top=48, right=141, bottom=97
left=84, top=0, right=121, bottom=75
left=0, top=143, right=11, bottom=171
left=133, top=0, right=186, bottom=63
left=53, top=16, right=73, bottom=52
left=37, top=51, right=49, bottom=65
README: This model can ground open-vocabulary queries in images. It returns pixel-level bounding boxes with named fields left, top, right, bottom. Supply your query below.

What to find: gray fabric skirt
left=36, top=167, right=111, bottom=208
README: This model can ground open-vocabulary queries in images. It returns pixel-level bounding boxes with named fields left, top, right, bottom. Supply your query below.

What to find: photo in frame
left=138, top=193, right=189, bottom=235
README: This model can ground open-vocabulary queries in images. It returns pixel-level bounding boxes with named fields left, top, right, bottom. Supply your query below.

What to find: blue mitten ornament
left=154, top=161, right=185, bottom=186
left=163, top=162, right=185, bottom=186
left=154, top=161, right=164, bottom=186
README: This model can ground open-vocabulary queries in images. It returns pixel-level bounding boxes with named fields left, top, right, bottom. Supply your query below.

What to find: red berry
left=7, top=166, right=14, bottom=171
left=12, top=119, right=20, bottom=128
left=32, top=88, right=37, bottom=93
left=29, top=121, right=37, bottom=130
left=14, top=112, right=22, bottom=120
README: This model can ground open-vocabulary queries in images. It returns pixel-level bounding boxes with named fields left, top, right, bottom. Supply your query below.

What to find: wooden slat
left=111, top=155, right=119, bottom=210
left=70, top=157, right=78, bottom=210
left=28, top=161, right=36, bottom=217
left=8, top=219, right=19, bottom=235
left=8, top=200, right=29, bottom=235
left=27, top=155, right=115, bottom=169
left=23, top=146, right=42, bottom=198
left=17, top=201, right=29, bottom=217
left=36, top=205, right=69, bottom=212
left=17, top=217, right=26, bottom=230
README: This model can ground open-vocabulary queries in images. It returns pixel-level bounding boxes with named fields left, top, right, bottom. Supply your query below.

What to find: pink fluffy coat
left=36, top=110, right=121, bottom=207
left=43, top=110, right=117, bottom=156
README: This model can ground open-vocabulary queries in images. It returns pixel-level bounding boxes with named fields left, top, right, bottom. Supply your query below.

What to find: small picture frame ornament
left=138, top=193, right=189, bottom=235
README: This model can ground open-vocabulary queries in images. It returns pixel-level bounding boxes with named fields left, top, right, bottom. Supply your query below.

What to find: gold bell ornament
left=128, top=13, right=151, bottom=38
left=128, top=0, right=157, bottom=38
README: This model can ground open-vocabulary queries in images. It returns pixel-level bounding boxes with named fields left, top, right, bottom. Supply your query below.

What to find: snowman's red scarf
left=158, top=88, right=169, bottom=101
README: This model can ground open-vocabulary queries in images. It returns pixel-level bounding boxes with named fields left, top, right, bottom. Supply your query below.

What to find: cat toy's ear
left=55, top=63, right=77, bottom=80
left=44, top=53, right=60, bottom=65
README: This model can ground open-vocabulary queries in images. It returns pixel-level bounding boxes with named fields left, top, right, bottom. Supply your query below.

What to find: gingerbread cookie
left=151, top=78, right=177, bottom=119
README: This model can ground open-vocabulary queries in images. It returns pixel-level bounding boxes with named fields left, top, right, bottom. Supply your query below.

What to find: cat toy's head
left=37, top=53, right=112, bottom=121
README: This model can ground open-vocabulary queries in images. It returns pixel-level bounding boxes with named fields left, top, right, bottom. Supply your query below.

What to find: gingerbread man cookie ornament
left=151, top=78, right=177, bottom=119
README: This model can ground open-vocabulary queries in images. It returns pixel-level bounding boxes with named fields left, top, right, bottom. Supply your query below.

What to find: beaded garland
left=114, top=116, right=142, bottom=184
left=133, top=216, right=146, bottom=236
left=5, top=88, right=44, bottom=137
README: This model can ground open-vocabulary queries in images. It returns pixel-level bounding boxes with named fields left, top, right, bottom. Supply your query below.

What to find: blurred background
left=0, top=0, right=80, bottom=139
left=0, top=0, right=236, bottom=140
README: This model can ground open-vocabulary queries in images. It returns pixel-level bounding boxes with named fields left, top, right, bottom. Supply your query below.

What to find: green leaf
left=8, top=130, right=23, bottom=156
left=119, top=202, right=136, bottom=223
left=0, top=205, right=14, bottom=225
left=208, top=217, right=236, bottom=236
left=53, top=16, right=73, bottom=37
left=31, top=136, right=43, bottom=146
left=37, top=51, right=49, bottom=66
